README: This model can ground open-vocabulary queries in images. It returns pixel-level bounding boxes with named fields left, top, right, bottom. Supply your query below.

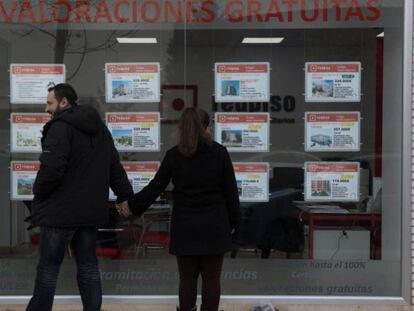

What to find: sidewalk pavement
left=0, top=305, right=413, bottom=311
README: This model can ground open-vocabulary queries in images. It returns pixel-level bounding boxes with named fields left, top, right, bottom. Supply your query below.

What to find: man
left=26, top=83, right=133, bottom=311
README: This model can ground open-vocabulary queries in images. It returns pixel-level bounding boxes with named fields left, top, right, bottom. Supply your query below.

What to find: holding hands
left=116, top=200, right=131, bottom=217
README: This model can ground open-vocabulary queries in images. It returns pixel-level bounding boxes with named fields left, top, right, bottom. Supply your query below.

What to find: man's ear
left=60, top=97, right=69, bottom=108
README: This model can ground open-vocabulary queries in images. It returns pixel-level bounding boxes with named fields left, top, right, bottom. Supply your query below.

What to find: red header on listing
left=233, top=163, right=268, bottom=173
left=12, top=162, right=40, bottom=171
left=307, top=63, right=359, bottom=73
left=122, top=162, right=160, bottom=172
left=12, top=114, right=50, bottom=123
left=107, top=113, right=159, bottom=123
left=307, top=113, right=359, bottom=122
left=12, top=65, right=64, bottom=75
left=216, top=64, right=268, bottom=74
left=306, top=163, right=359, bottom=173
left=107, top=64, right=158, bottom=74
left=217, top=114, right=268, bottom=123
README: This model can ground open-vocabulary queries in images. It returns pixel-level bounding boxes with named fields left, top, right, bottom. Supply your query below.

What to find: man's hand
left=116, top=200, right=131, bottom=217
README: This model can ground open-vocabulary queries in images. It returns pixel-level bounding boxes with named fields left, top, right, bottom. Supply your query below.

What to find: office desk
left=296, top=206, right=381, bottom=259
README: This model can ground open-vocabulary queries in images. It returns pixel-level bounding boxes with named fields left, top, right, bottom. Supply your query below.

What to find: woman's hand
left=231, top=228, right=235, bottom=235
left=116, top=201, right=131, bottom=217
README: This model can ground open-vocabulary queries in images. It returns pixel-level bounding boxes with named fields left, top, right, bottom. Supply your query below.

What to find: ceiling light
left=242, top=37, right=284, bottom=44
left=117, top=38, right=157, bottom=44
left=376, top=32, right=384, bottom=38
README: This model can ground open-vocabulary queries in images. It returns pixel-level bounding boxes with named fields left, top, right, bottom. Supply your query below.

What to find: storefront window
left=0, top=0, right=407, bottom=298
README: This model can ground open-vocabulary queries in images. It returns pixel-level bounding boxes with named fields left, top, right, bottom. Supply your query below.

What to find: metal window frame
left=400, top=0, right=414, bottom=305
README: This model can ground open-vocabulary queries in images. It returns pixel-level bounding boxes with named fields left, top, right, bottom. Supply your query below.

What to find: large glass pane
left=0, top=0, right=406, bottom=298
left=183, top=2, right=404, bottom=296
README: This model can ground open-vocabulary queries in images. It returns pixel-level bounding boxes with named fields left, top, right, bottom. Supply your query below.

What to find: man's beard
left=52, top=104, right=65, bottom=118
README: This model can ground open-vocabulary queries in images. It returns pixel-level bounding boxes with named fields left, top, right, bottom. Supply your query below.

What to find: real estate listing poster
left=109, top=162, right=160, bottom=200
left=305, top=112, right=360, bottom=152
left=233, top=163, right=269, bottom=202
left=215, top=62, right=270, bottom=103
left=11, top=113, right=49, bottom=153
left=11, top=161, right=40, bottom=200
left=215, top=113, right=270, bottom=152
left=106, top=112, right=160, bottom=152
left=304, top=162, right=360, bottom=202
left=105, top=63, right=160, bottom=103
left=305, top=62, right=361, bottom=102
left=10, top=64, right=66, bottom=104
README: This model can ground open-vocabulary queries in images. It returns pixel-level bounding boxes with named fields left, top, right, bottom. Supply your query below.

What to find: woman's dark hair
left=178, top=108, right=212, bottom=157
left=48, top=83, right=78, bottom=107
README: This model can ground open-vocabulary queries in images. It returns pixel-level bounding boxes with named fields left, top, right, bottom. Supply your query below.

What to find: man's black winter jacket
left=30, top=105, right=133, bottom=227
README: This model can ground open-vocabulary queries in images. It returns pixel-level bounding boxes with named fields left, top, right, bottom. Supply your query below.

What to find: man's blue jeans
left=26, top=226, right=102, bottom=311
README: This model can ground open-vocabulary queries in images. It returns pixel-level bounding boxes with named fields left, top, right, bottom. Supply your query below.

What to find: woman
left=119, top=107, right=240, bottom=311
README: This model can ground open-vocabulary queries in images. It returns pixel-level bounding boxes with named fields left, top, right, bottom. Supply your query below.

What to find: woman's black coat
left=129, top=141, right=241, bottom=256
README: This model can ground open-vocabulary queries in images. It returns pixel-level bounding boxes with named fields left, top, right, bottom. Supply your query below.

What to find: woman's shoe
left=177, top=306, right=197, bottom=311
left=200, top=305, right=222, bottom=311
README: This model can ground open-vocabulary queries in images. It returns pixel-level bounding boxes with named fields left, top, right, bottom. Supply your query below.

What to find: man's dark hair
left=48, top=83, right=78, bottom=107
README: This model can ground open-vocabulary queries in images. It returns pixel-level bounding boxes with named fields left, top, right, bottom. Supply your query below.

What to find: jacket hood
left=55, top=105, right=101, bottom=135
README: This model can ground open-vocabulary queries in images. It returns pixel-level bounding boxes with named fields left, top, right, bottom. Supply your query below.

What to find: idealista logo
left=219, top=115, right=227, bottom=122
left=108, top=66, right=116, bottom=73
left=218, top=65, right=226, bottom=73
left=309, top=164, right=318, bottom=171
left=14, top=66, right=22, bottom=74
left=310, top=64, right=332, bottom=71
